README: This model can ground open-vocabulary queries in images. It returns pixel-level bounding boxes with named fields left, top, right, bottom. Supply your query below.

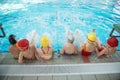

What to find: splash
left=0, top=4, right=25, bottom=14
left=26, top=30, right=39, bottom=46
left=22, top=0, right=57, bottom=4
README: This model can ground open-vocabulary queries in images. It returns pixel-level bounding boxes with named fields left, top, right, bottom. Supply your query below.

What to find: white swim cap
left=67, top=33, right=74, bottom=43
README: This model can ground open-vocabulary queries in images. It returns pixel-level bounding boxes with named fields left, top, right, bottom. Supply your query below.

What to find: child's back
left=61, top=31, right=78, bottom=55
left=76, top=29, right=97, bottom=56
left=37, top=35, right=53, bottom=60
left=17, top=39, right=38, bottom=63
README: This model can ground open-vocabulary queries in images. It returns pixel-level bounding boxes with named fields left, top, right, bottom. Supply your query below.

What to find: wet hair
left=8, top=34, right=17, bottom=45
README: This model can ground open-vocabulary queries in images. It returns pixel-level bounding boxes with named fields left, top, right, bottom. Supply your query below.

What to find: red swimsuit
left=81, top=44, right=92, bottom=56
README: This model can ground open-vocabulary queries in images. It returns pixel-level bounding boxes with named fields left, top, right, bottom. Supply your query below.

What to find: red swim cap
left=107, top=37, right=118, bottom=47
left=16, top=39, right=29, bottom=50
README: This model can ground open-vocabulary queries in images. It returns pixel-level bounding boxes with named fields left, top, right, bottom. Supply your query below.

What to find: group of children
left=8, top=34, right=54, bottom=63
left=8, top=29, right=119, bottom=63
left=62, top=29, right=119, bottom=57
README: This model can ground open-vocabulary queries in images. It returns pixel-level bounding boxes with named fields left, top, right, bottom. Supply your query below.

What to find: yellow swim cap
left=87, top=32, right=97, bottom=43
left=40, top=35, right=50, bottom=48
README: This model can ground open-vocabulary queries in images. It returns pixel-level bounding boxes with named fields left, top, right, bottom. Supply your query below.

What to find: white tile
left=53, top=75, right=66, bottom=80
left=82, top=75, right=96, bottom=80
left=8, top=76, right=22, bottom=80
left=23, top=76, right=37, bottom=80
left=96, top=74, right=110, bottom=80
left=109, top=74, right=120, bottom=80
left=0, top=76, right=8, bottom=80
left=38, top=76, right=52, bottom=80
left=67, top=75, right=82, bottom=80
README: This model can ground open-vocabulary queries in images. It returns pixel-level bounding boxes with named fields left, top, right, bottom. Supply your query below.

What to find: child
left=61, top=30, right=78, bottom=55
left=17, top=39, right=38, bottom=63
left=8, top=34, right=20, bottom=59
left=76, top=29, right=98, bottom=56
left=96, top=37, right=118, bottom=57
left=37, top=35, right=54, bottom=60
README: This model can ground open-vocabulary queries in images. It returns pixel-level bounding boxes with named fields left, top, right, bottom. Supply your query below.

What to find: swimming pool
left=0, top=0, right=120, bottom=52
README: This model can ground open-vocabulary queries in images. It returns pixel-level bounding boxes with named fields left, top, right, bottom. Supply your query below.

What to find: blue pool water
left=0, top=0, right=120, bottom=52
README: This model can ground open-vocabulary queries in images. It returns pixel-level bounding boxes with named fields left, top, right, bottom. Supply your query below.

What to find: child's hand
left=75, top=29, right=80, bottom=34
left=75, top=29, right=80, bottom=39
left=66, top=29, right=71, bottom=35
left=18, top=59, right=24, bottom=63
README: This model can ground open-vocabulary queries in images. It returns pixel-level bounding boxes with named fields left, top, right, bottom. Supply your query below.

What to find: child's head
left=40, top=35, right=50, bottom=48
left=9, top=34, right=17, bottom=45
left=67, top=34, right=74, bottom=43
left=107, top=37, right=118, bottom=47
left=16, top=39, right=29, bottom=50
left=87, top=32, right=97, bottom=43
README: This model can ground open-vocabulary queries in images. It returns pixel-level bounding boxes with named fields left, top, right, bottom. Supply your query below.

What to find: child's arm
left=31, top=45, right=39, bottom=60
left=74, top=45, right=79, bottom=54
left=30, top=31, right=37, bottom=46
left=96, top=48, right=107, bottom=57
left=60, top=45, right=65, bottom=54
left=35, top=50, right=39, bottom=60
left=95, top=38, right=102, bottom=48
left=34, top=46, right=40, bottom=60
left=77, top=37, right=83, bottom=47
left=75, top=30, right=83, bottom=47
left=18, top=52, right=24, bottom=63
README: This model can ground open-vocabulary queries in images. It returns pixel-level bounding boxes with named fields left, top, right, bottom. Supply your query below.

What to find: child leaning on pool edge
left=37, top=35, right=54, bottom=60
left=16, top=31, right=39, bottom=63
left=16, top=39, right=39, bottom=63
left=61, top=30, right=78, bottom=55
left=8, top=34, right=20, bottom=59
left=76, top=29, right=98, bottom=56
left=96, top=37, right=119, bottom=57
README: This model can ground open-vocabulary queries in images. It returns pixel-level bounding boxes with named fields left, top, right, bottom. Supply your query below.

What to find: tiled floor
left=0, top=52, right=120, bottom=80
left=0, top=74, right=120, bottom=80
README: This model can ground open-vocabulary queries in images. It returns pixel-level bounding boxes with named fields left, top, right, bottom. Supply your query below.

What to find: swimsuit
left=41, top=47, right=51, bottom=60
left=41, top=47, right=50, bottom=54
left=81, top=44, right=92, bottom=56
left=64, top=52, right=74, bottom=56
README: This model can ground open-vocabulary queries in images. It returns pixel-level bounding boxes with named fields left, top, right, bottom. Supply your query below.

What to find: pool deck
left=0, top=51, right=120, bottom=80
left=1, top=51, right=120, bottom=64
left=0, top=74, right=120, bottom=80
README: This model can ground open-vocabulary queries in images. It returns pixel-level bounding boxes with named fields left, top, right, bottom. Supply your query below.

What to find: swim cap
left=16, top=39, right=29, bottom=50
left=40, top=36, right=49, bottom=48
left=87, top=32, right=97, bottom=43
left=67, top=34, right=74, bottom=43
left=8, top=34, right=17, bottom=45
left=107, top=37, right=118, bottom=47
